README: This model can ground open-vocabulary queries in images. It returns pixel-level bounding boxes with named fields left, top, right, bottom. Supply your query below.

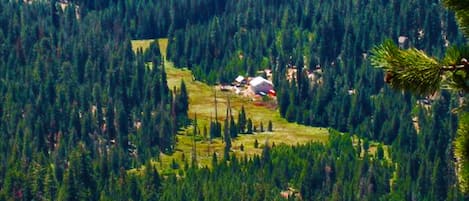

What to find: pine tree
left=192, top=114, right=198, bottom=167
left=117, top=101, right=129, bottom=152
left=224, top=96, right=232, bottom=160
left=267, top=120, right=273, bottom=132
left=238, top=105, right=247, bottom=134
left=105, top=100, right=116, bottom=141
left=128, top=174, right=142, bottom=201
left=230, top=116, right=237, bottom=138
left=176, top=79, right=189, bottom=126
left=246, top=118, right=253, bottom=134
left=211, top=152, right=218, bottom=167
left=58, top=167, right=79, bottom=201
left=377, top=144, right=385, bottom=160
left=143, top=161, right=161, bottom=201
left=224, top=119, right=232, bottom=161
left=370, top=0, right=469, bottom=192
left=72, top=143, right=98, bottom=200
left=44, top=165, right=58, bottom=200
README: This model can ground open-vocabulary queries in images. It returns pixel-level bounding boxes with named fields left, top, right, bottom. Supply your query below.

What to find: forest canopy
left=0, top=0, right=467, bottom=200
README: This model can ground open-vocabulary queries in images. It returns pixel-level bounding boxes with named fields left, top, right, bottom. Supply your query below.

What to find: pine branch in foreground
left=371, top=40, right=442, bottom=95
left=444, top=0, right=469, bottom=38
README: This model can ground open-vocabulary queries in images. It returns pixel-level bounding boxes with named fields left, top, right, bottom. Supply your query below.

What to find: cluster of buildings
left=224, top=65, right=325, bottom=100
left=227, top=74, right=275, bottom=98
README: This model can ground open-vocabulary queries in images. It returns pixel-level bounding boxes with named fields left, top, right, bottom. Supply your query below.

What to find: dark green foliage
left=371, top=40, right=443, bottom=95
left=0, top=0, right=466, bottom=200
left=285, top=104, right=297, bottom=122
left=377, top=144, right=385, bottom=160
left=229, top=116, right=237, bottom=138
left=144, top=41, right=162, bottom=62
left=238, top=106, right=247, bottom=134
left=444, top=0, right=469, bottom=37
left=371, top=0, right=469, bottom=192
left=0, top=1, right=188, bottom=200
left=363, top=139, right=370, bottom=152
left=246, top=118, right=253, bottom=134
left=165, top=0, right=465, bottom=166
left=171, top=159, right=179, bottom=170
left=210, top=120, right=222, bottom=139
left=142, top=162, right=162, bottom=200
left=175, top=80, right=189, bottom=127
left=267, top=120, right=273, bottom=132
left=157, top=131, right=395, bottom=200
left=58, top=167, right=79, bottom=201
left=211, top=152, right=218, bottom=167
left=456, top=112, right=469, bottom=192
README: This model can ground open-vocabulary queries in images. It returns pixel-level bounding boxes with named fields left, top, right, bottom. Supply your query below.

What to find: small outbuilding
left=235, top=75, right=245, bottom=83
left=234, top=75, right=246, bottom=86
left=250, top=76, right=273, bottom=95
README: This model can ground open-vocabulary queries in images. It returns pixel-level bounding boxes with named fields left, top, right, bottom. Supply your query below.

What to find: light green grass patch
left=162, top=62, right=329, bottom=170
left=131, top=39, right=155, bottom=53
left=130, top=38, right=168, bottom=58
left=157, top=38, right=168, bottom=59
left=131, top=38, right=329, bottom=172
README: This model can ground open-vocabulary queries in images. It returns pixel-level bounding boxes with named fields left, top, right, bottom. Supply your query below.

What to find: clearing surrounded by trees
left=131, top=39, right=329, bottom=171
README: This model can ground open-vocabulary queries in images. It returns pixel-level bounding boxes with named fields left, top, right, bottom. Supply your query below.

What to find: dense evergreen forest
left=0, top=0, right=467, bottom=200
left=0, top=1, right=190, bottom=200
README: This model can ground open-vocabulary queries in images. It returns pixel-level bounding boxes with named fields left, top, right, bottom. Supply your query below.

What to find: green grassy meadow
left=132, top=39, right=329, bottom=172
left=131, top=39, right=157, bottom=53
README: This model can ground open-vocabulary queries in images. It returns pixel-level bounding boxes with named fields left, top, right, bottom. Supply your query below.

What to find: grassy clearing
left=130, top=39, right=390, bottom=175
left=131, top=39, right=157, bottom=53
left=157, top=38, right=168, bottom=59
left=131, top=38, right=168, bottom=60
left=351, top=135, right=391, bottom=161
left=162, top=63, right=329, bottom=171
left=131, top=39, right=329, bottom=173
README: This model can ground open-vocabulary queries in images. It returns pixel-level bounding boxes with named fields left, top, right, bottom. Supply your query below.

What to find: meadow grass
left=130, top=39, right=390, bottom=175
left=131, top=39, right=329, bottom=172
left=157, top=38, right=168, bottom=58
left=162, top=63, right=329, bottom=171
left=131, top=39, right=156, bottom=53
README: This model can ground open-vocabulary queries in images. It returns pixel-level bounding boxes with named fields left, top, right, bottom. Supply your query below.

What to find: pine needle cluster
left=444, top=0, right=469, bottom=38
left=370, top=40, right=442, bottom=95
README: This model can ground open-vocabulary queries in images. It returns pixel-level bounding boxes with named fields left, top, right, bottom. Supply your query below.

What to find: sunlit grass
left=157, top=38, right=168, bottom=59
left=162, top=62, right=329, bottom=171
left=131, top=38, right=329, bottom=173
left=131, top=39, right=156, bottom=53
left=130, top=39, right=390, bottom=176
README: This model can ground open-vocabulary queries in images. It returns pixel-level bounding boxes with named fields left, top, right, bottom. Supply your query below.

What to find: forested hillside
left=0, top=1, right=189, bottom=200
left=159, top=131, right=393, bottom=201
left=0, top=0, right=467, bottom=200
